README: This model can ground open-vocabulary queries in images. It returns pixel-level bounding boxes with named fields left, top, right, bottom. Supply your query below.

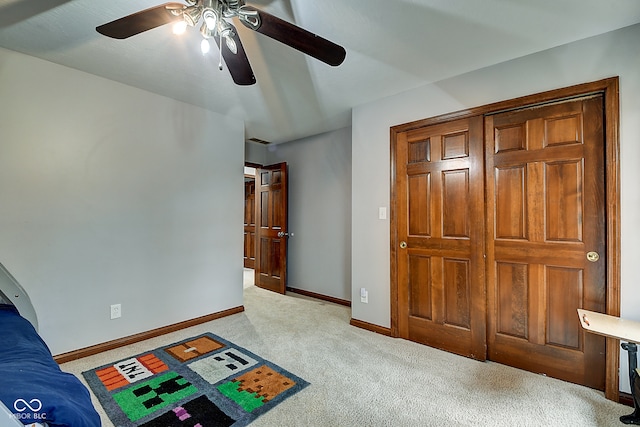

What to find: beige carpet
left=62, top=282, right=630, bottom=426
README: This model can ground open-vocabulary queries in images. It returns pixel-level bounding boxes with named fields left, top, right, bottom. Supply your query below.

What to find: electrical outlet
left=360, top=288, right=368, bottom=304
left=110, top=303, right=121, bottom=319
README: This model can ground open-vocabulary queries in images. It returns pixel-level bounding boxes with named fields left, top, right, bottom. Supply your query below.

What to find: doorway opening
left=244, top=163, right=258, bottom=291
left=244, top=164, right=257, bottom=272
left=244, top=162, right=289, bottom=294
left=243, top=268, right=254, bottom=289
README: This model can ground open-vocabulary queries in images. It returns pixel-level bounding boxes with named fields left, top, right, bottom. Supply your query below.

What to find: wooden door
left=395, top=116, right=487, bottom=360
left=485, top=96, right=606, bottom=390
left=243, top=177, right=256, bottom=269
left=255, top=162, right=288, bottom=294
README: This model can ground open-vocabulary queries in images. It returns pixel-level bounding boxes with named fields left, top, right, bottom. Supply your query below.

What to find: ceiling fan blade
left=240, top=6, right=346, bottom=67
left=215, top=26, right=256, bottom=86
left=96, top=3, right=185, bottom=39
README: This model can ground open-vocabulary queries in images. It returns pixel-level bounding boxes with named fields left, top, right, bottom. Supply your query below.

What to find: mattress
left=0, top=304, right=100, bottom=426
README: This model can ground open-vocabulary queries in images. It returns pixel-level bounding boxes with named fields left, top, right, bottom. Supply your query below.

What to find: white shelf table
left=578, top=309, right=640, bottom=425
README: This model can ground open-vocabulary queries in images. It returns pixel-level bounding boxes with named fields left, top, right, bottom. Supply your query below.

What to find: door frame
left=390, top=77, right=621, bottom=401
left=244, top=162, right=262, bottom=270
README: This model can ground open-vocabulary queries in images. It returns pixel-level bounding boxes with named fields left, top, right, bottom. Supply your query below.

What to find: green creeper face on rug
left=113, top=372, right=197, bottom=421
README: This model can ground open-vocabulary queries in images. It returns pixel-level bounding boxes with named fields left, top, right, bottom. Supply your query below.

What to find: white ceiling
left=1, top=0, right=640, bottom=144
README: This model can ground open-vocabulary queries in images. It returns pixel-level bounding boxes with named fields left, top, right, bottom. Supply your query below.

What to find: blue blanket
left=0, top=304, right=100, bottom=426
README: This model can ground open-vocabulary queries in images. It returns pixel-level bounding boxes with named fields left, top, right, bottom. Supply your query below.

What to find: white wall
left=351, top=23, right=640, bottom=392
left=245, top=141, right=268, bottom=166
left=0, top=47, right=245, bottom=355
left=265, top=127, right=352, bottom=300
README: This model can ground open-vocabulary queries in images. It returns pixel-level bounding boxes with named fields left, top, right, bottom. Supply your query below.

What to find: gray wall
left=261, top=127, right=352, bottom=301
left=351, top=23, right=640, bottom=392
left=0, top=47, right=245, bottom=355
left=245, top=141, right=268, bottom=166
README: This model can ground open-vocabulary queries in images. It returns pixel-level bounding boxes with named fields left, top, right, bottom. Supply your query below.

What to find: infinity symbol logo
left=13, top=398, right=43, bottom=412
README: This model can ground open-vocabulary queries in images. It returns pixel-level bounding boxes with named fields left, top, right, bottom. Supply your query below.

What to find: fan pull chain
left=218, top=31, right=224, bottom=71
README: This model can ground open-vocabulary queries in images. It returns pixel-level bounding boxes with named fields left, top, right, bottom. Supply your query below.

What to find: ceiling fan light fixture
left=238, top=8, right=260, bottom=30
left=182, top=6, right=202, bottom=27
left=96, top=0, right=345, bottom=86
left=224, top=35, right=237, bottom=54
left=203, top=9, right=217, bottom=30
left=201, top=38, right=210, bottom=54
left=172, top=20, right=188, bottom=35
left=213, top=18, right=238, bottom=55
left=221, top=29, right=237, bottom=54
left=199, top=22, right=214, bottom=39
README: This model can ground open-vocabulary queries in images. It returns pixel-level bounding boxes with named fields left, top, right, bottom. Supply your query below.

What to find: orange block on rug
left=96, top=354, right=169, bottom=391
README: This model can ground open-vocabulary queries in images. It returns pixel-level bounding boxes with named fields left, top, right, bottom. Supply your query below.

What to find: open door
left=255, top=162, right=288, bottom=294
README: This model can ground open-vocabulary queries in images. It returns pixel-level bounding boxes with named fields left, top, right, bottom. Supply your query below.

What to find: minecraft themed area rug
left=82, top=333, right=309, bottom=427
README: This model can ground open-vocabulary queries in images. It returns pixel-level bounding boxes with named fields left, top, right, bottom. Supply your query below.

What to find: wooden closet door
left=395, top=116, right=486, bottom=360
left=485, top=96, right=606, bottom=390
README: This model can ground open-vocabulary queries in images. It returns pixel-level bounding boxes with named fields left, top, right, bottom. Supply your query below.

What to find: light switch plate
left=378, top=207, right=387, bottom=220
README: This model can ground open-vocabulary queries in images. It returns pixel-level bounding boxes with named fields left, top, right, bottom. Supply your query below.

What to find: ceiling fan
left=96, top=0, right=346, bottom=86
